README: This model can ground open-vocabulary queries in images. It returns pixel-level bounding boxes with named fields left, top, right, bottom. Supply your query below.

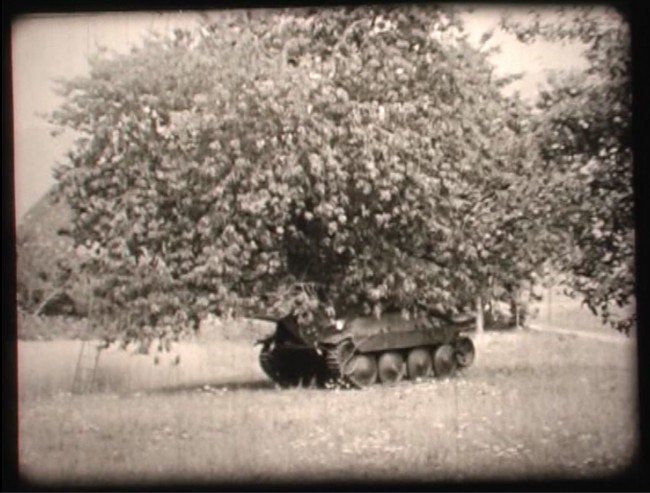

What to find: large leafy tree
left=501, top=6, right=635, bottom=333
left=50, top=6, right=556, bottom=345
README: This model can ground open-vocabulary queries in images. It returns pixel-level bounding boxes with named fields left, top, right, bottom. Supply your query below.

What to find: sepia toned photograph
left=12, top=3, right=637, bottom=487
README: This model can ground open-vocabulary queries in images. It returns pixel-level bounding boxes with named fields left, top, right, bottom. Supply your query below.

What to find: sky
left=11, top=8, right=589, bottom=221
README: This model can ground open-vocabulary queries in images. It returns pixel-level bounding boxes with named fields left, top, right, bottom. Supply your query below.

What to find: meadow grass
left=18, top=328, right=638, bottom=486
left=17, top=319, right=273, bottom=400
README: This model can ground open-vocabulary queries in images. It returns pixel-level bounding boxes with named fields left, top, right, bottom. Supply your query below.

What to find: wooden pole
left=515, top=303, right=520, bottom=329
left=514, top=286, right=521, bottom=329
left=87, top=286, right=95, bottom=342
left=476, top=295, right=484, bottom=334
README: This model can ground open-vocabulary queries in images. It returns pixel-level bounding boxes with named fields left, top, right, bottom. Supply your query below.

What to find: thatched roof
left=17, top=187, right=88, bottom=316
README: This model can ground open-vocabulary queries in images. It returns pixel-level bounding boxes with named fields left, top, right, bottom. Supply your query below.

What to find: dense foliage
left=46, top=5, right=634, bottom=344
left=501, top=6, right=634, bottom=332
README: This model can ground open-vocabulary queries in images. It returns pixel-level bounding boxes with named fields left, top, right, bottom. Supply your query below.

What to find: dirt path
left=527, top=323, right=634, bottom=345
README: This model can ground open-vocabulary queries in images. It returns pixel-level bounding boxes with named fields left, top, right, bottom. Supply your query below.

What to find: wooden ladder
left=71, top=340, right=102, bottom=394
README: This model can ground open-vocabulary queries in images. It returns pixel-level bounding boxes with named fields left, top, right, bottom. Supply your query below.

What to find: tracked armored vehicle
left=257, top=310, right=476, bottom=388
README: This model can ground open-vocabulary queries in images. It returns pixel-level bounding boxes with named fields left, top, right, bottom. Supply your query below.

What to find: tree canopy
left=46, top=5, right=634, bottom=345
left=501, top=5, right=634, bottom=332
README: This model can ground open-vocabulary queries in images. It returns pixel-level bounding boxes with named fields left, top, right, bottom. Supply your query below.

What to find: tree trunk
left=475, top=295, right=484, bottom=334
left=515, top=303, right=520, bottom=329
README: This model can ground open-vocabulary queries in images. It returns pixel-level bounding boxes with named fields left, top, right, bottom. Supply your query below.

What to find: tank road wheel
left=378, top=352, right=406, bottom=384
left=344, top=354, right=378, bottom=387
left=455, top=336, right=476, bottom=368
left=406, top=348, right=433, bottom=380
left=433, top=344, right=457, bottom=378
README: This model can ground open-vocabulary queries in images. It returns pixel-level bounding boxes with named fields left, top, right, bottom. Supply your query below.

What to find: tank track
left=260, top=338, right=474, bottom=389
left=324, top=345, right=348, bottom=388
left=259, top=345, right=327, bottom=388
left=259, top=347, right=278, bottom=380
left=259, top=346, right=298, bottom=388
left=325, top=348, right=343, bottom=381
left=323, top=341, right=359, bottom=389
left=259, top=343, right=352, bottom=389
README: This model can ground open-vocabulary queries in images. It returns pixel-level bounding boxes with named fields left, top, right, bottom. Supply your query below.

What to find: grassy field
left=529, top=286, right=635, bottom=337
left=18, top=320, right=638, bottom=487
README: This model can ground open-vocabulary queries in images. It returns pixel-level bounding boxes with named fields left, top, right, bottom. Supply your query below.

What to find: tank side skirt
left=355, top=329, right=461, bottom=353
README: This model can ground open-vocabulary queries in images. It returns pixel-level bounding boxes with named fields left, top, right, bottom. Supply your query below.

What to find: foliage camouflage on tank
left=256, top=309, right=476, bottom=388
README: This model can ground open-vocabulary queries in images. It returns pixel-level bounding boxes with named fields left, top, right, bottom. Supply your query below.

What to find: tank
left=256, top=310, right=476, bottom=388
